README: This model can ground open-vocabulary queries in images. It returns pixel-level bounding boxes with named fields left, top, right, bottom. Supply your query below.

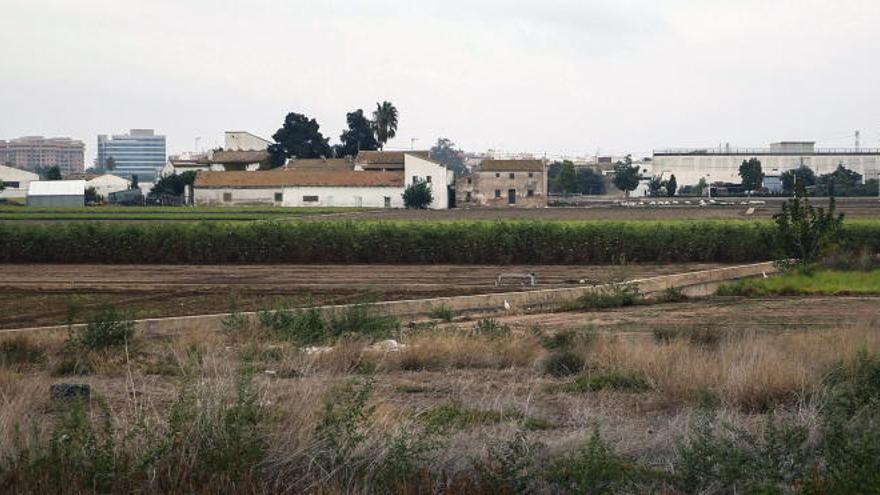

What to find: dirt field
left=295, top=196, right=880, bottom=221
left=488, top=295, right=880, bottom=335
left=0, top=263, right=726, bottom=329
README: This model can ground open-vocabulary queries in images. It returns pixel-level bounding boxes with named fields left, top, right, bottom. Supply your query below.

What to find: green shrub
left=673, top=411, right=816, bottom=494
left=539, top=328, right=594, bottom=351
left=420, top=403, right=521, bottom=432
left=549, top=425, right=643, bottom=494
left=544, top=351, right=585, bottom=377
left=656, top=286, right=687, bottom=303
left=560, top=372, right=649, bottom=393
left=327, top=305, right=399, bottom=341
left=258, top=307, right=326, bottom=345
left=0, top=336, right=46, bottom=369
left=429, top=305, right=455, bottom=322
left=563, top=283, right=641, bottom=311
left=474, top=318, right=511, bottom=339
left=70, top=308, right=135, bottom=350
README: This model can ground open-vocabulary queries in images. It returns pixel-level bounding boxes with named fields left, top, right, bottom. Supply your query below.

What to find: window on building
left=528, top=172, right=534, bottom=178
left=426, top=175, right=432, bottom=183
left=302, top=195, right=319, bottom=202
left=467, top=177, right=472, bottom=184
left=509, top=173, right=515, bottom=179
left=2, top=181, right=19, bottom=188
left=494, top=189, right=501, bottom=198
left=223, top=192, right=232, bottom=202
left=527, top=189, right=534, bottom=197
left=384, top=196, right=391, bottom=208
left=495, top=173, right=500, bottom=178
left=274, top=192, right=282, bottom=202
left=412, top=176, right=418, bottom=183
left=465, top=192, right=472, bottom=202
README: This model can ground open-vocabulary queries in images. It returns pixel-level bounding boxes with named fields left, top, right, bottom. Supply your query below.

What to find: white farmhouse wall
left=404, top=155, right=449, bottom=209
left=282, top=186, right=404, bottom=208
left=194, top=187, right=282, bottom=206
left=0, top=165, right=39, bottom=199
left=653, top=153, right=880, bottom=187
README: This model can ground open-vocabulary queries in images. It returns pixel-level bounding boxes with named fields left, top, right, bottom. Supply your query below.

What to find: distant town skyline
left=2, top=0, right=879, bottom=163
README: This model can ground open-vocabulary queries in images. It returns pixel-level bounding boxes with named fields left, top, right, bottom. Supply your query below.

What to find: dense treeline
left=1, top=220, right=878, bottom=264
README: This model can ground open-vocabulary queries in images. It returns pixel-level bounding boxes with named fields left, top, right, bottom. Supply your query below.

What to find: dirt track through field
left=0, top=263, right=726, bottom=329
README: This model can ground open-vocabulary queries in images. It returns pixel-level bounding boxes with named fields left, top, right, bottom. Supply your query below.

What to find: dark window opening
left=494, top=189, right=501, bottom=198
left=508, top=189, right=516, bottom=204
left=303, top=195, right=319, bottom=202
left=509, top=173, right=515, bottom=179
left=222, top=192, right=232, bottom=202
left=527, top=189, right=534, bottom=197
left=274, top=192, right=282, bottom=202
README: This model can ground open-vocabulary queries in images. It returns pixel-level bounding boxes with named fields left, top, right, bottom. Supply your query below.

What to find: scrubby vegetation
left=2, top=219, right=879, bottom=264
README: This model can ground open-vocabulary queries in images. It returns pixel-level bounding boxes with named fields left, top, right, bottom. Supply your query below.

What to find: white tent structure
left=27, top=180, right=86, bottom=207
left=0, top=165, right=39, bottom=200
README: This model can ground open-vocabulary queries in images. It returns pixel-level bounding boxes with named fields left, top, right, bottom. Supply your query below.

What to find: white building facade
left=653, top=142, right=880, bottom=187
left=403, top=154, right=453, bottom=209
left=0, top=165, right=40, bottom=199
left=194, top=153, right=450, bottom=209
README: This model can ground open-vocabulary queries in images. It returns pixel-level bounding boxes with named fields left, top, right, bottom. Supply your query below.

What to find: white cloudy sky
left=1, top=0, right=878, bottom=161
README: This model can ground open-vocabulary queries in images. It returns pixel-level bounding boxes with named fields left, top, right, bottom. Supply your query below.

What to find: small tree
left=647, top=176, right=664, bottom=197
left=402, top=181, right=433, bottom=209
left=130, top=175, right=140, bottom=190
left=105, top=156, right=117, bottom=171
left=612, top=155, right=640, bottom=197
left=773, top=182, right=844, bottom=265
left=739, top=158, right=764, bottom=194
left=45, top=166, right=62, bottom=181
left=666, top=175, right=677, bottom=197
left=557, top=161, right=578, bottom=195
left=84, top=187, right=102, bottom=204
left=780, top=166, right=816, bottom=194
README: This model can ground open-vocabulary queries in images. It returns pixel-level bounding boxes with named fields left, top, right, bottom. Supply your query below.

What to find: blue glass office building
left=96, top=129, right=166, bottom=181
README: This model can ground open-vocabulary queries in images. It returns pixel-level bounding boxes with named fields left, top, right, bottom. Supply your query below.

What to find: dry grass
left=578, top=325, right=880, bottom=411
left=1, top=310, right=879, bottom=492
left=386, top=329, right=544, bottom=371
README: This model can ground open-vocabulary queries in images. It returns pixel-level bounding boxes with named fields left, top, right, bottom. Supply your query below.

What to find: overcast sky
left=2, top=0, right=879, bottom=161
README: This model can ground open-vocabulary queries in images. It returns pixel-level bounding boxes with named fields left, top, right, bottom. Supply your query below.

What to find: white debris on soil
left=304, top=346, right=333, bottom=355
left=369, top=339, right=407, bottom=352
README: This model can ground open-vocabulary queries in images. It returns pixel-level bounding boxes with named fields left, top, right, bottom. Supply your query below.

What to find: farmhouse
left=455, top=159, right=548, bottom=207
left=193, top=152, right=451, bottom=208
left=0, top=164, right=39, bottom=200
left=27, top=180, right=86, bottom=207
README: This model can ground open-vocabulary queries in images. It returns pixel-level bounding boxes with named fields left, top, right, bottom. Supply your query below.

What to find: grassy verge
left=718, top=269, right=880, bottom=296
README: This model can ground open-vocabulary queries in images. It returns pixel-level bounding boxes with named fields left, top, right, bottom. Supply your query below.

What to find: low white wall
left=282, top=186, right=404, bottom=207
left=194, top=187, right=281, bottom=206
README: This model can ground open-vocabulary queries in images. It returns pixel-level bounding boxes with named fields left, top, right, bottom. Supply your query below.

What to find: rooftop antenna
left=855, top=130, right=860, bottom=150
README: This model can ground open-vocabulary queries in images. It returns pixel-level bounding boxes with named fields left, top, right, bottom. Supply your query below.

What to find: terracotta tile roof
left=480, top=159, right=545, bottom=172
left=194, top=170, right=405, bottom=188
left=286, top=158, right=353, bottom=171
left=211, top=150, right=271, bottom=164
left=355, top=150, right=430, bottom=165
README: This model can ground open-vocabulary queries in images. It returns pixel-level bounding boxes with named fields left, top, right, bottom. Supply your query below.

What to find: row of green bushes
left=1, top=220, right=879, bottom=264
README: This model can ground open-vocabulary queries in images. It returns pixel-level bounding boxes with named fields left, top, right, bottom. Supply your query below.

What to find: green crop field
left=2, top=219, right=879, bottom=264
left=718, top=269, right=880, bottom=296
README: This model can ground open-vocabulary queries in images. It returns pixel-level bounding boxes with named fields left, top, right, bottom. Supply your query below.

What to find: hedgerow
left=1, top=220, right=878, bottom=264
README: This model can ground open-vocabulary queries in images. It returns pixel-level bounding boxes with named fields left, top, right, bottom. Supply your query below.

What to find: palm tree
left=372, top=101, right=398, bottom=150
